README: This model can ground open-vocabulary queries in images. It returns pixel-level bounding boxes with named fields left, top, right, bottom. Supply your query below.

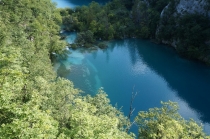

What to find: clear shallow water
left=52, top=0, right=110, bottom=8
left=54, top=34, right=210, bottom=135
left=52, top=0, right=77, bottom=8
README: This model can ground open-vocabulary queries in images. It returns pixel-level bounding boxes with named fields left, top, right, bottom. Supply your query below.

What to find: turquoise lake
left=54, top=33, right=210, bottom=134
left=52, top=0, right=210, bottom=135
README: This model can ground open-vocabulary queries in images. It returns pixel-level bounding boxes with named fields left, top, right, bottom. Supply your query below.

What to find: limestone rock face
left=175, top=0, right=210, bottom=17
left=159, top=0, right=210, bottom=17
left=157, top=0, right=210, bottom=47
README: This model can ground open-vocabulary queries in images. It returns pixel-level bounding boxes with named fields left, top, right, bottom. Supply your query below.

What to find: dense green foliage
left=0, top=0, right=210, bottom=138
left=136, top=101, right=210, bottom=139
left=60, top=0, right=137, bottom=41
left=0, top=0, right=133, bottom=138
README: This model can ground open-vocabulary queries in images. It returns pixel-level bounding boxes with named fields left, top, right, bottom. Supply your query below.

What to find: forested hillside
left=61, top=0, right=210, bottom=64
left=132, top=0, right=210, bottom=64
left=0, top=0, right=210, bottom=138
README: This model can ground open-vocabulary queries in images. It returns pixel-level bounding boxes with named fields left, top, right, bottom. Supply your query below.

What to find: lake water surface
left=54, top=34, right=210, bottom=134
left=52, top=0, right=210, bottom=135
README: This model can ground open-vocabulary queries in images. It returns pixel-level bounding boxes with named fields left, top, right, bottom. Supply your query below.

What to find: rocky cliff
left=175, top=0, right=210, bottom=17
left=132, top=0, right=210, bottom=64
left=159, top=0, right=210, bottom=42
left=159, top=0, right=210, bottom=63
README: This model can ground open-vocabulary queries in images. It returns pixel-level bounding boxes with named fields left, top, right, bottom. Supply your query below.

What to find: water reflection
left=126, top=39, right=210, bottom=123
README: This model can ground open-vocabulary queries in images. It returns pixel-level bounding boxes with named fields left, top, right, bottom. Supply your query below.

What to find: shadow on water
left=126, top=39, right=210, bottom=123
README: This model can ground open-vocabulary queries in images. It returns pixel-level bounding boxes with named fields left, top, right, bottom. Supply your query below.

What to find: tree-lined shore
left=61, top=0, right=210, bottom=64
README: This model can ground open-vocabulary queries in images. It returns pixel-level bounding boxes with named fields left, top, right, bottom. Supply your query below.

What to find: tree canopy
left=136, top=101, right=210, bottom=139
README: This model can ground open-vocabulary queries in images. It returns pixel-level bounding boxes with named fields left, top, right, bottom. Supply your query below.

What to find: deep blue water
left=52, top=0, right=210, bottom=136
left=54, top=33, right=210, bottom=135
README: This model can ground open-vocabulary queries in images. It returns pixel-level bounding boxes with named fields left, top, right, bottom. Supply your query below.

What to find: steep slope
left=132, top=0, right=210, bottom=64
